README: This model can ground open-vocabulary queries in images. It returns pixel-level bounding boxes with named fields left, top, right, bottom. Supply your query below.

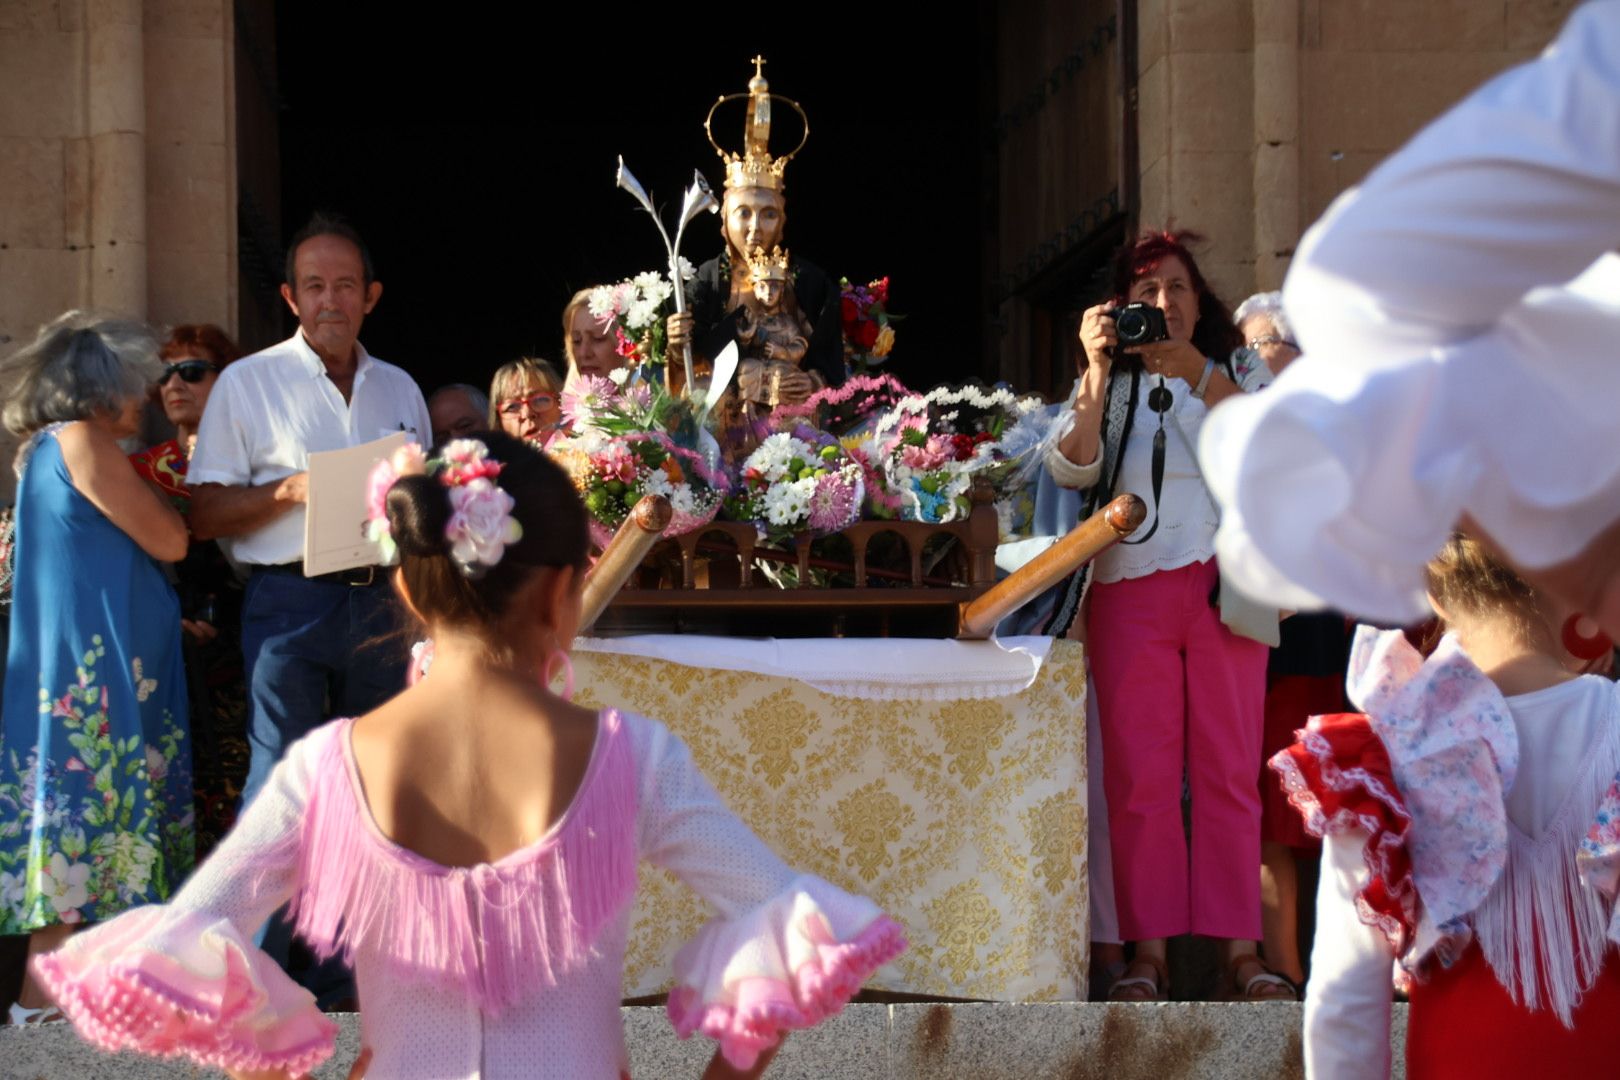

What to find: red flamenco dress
left=1271, top=627, right=1620, bottom=1079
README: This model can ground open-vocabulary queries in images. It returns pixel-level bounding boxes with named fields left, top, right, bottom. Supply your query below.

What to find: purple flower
left=807, top=472, right=860, bottom=533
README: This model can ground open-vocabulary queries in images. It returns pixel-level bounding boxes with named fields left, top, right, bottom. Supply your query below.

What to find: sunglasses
left=158, top=359, right=218, bottom=385
left=498, top=392, right=556, bottom=416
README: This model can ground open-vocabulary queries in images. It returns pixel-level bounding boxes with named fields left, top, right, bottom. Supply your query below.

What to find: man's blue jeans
left=238, top=569, right=408, bottom=1007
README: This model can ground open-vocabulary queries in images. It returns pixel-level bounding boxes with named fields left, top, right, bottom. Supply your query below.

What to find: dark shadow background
left=275, top=8, right=987, bottom=396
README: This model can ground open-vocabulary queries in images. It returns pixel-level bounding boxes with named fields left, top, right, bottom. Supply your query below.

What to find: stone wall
left=0, top=0, right=235, bottom=497
left=1140, top=0, right=1579, bottom=305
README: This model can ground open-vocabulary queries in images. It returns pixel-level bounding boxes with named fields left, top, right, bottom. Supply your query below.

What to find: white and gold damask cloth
left=570, top=635, right=1089, bottom=1000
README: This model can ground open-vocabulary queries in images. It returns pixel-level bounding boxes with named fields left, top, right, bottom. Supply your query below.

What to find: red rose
left=855, top=319, right=881, bottom=349
left=841, top=296, right=860, bottom=327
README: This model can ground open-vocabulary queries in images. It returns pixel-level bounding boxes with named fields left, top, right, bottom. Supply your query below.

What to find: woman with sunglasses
left=132, top=324, right=247, bottom=860
left=488, top=357, right=564, bottom=447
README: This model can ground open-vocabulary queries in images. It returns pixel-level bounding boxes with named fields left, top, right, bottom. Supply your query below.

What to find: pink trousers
left=1087, top=558, right=1267, bottom=941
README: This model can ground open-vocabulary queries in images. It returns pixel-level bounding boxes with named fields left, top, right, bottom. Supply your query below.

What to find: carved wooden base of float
left=580, top=489, right=1147, bottom=639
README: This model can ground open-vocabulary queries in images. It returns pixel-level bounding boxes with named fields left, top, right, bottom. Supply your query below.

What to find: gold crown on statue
left=745, top=245, right=793, bottom=282
left=705, top=56, right=810, bottom=193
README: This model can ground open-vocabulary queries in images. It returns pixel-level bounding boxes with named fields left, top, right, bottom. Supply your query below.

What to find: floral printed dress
left=0, top=424, right=192, bottom=933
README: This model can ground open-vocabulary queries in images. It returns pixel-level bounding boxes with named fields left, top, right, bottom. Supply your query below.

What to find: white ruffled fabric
left=666, top=874, right=906, bottom=1070
left=1199, top=3, right=1620, bottom=623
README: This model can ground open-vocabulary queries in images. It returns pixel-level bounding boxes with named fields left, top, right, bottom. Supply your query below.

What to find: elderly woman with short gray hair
left=0, top=312, right=192, bottom=1024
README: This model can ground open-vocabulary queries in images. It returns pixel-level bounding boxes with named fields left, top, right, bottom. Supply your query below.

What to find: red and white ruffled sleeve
left=31, top=728, right=339, bottom=1075
left=626, top=714, right=907, bottom=1071
left=1270, top=711, right=1417, bottom=954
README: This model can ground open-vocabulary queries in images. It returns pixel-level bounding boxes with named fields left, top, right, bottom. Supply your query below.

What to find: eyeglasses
left=1247, top=335, right=1299, bottom=350
left=158, top=359, right=218, bottom=385
left=498, top=392, right=556, bottom=416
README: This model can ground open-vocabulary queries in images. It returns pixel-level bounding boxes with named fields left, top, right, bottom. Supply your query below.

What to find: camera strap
left=1119, top=378, right=1171, bottom=546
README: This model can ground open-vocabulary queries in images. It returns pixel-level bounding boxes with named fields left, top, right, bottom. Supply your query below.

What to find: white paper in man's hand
left=303, top=432, right=408, bottom=576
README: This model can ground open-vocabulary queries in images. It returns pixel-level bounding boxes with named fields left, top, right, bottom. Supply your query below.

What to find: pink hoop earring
left=544, top=649, right=575, bottom=701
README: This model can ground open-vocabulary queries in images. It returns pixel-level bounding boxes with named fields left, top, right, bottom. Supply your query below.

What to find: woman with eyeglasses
left=488, top=357, right=564, bottom=448
left=131, top=324, right=249, bottom=862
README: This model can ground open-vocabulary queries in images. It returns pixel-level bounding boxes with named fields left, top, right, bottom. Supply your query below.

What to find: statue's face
left=723, top=188, right=785, bottom=258
left=752, top=278, right=783, bottom=308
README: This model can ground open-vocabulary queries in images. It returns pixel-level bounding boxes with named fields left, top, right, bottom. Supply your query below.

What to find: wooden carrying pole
left=578, top=494, right=672, bottom=633
left=957, top=493, right=1147, bottom=639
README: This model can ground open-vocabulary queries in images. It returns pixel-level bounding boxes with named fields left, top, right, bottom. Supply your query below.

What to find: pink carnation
left=595, top=441, right=639, bottom=483
left=363, top=443, right=427, bottom=560
left=439, top=438, right=503, bottom=486
left=899, top=440, right=950, bottom=472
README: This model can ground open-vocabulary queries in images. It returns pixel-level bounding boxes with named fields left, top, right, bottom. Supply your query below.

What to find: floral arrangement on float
left=839, top=276, right=900, bottom=375
left=587, top=262, right=696, bottom=374
left=722, top=428, right=866, bottom=545
left=868, top=384, right=1049, bottom=537
left=774, top=372, right=914, bottom=436
left=549, top=374, right=728, bottom=545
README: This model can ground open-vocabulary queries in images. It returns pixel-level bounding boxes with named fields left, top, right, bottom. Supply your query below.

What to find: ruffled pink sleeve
left=31, top=725, right=341, bottom=1073
left=627, top=714, right=907, bottom=1070
left=31, top=907, right=337, bottom=1074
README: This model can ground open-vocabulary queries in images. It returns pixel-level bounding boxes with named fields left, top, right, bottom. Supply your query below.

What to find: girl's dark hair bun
left=386, top=473, right=452, bottom=558
left=389, top=430, right=590, bottom=633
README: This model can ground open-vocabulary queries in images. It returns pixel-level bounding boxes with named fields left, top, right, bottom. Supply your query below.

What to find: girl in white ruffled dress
left=33, top=431, right=905, bottom=1079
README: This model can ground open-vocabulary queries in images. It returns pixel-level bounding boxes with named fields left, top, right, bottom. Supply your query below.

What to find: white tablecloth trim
left=573, top=635, right=1055, bottom=702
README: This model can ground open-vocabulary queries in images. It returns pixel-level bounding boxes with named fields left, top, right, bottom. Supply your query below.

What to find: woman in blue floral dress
left=0, top=313, right=193, bottom=1023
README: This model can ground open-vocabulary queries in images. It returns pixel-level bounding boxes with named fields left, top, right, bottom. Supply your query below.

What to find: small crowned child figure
left=735, top=245, right=817, bottom=411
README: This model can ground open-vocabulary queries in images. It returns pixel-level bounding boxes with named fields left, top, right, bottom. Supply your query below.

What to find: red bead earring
left=1561, top=614, right=1614, bottom=661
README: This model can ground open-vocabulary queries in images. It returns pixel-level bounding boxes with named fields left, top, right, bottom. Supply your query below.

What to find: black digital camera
left=1105, top=301, right=1170, bottom=352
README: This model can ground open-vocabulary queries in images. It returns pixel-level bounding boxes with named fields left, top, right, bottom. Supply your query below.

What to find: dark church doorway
left=243, top=5, right=991, bottom=399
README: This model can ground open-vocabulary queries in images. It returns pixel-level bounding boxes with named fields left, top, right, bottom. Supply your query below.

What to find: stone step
left=1, top=1002, right=1409, bottom=1079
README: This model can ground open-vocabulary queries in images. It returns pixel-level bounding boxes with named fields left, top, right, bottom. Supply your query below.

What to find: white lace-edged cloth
left=573, top=635, right=1055, bottom=702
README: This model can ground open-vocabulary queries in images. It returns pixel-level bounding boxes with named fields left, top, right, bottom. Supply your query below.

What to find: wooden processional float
left=577, top=488, right=1148, bottom=639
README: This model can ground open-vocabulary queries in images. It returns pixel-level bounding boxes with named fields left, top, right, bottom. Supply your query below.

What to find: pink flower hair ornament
left=364, top=438, right=523, bottom=577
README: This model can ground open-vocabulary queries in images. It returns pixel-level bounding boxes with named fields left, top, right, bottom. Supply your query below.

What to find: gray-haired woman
left=0, top=312, right=191, bottom=1024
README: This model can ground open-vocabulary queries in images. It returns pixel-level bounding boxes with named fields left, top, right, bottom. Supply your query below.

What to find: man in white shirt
left=190, top=214, right=430, bottom=812
left=189, top=214, right=429, bottom=1007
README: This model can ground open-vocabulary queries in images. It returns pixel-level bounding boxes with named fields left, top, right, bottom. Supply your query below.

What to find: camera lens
left=1116, top=309, right=1147, bottom=343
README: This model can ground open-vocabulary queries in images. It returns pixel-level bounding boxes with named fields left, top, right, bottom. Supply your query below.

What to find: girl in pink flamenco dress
left=31, top=432, right=906, bottom=1079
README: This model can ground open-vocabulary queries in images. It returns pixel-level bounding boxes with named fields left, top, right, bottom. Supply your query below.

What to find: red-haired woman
left=132, top=324, right=247, bottom=857
left=1044, top=232, right=1288, bottom=1000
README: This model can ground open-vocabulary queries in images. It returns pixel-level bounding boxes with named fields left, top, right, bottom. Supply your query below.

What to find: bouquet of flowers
left=839, top=276, right=900, bottom=374
left=551, top=373, right=727, bottom=545
left=550, top=429, right=727, bottom=548
left=723, top=428, right=866, bottom=545
left=587, top=262, right=694, bottom=372
left=871, top=385, right=1050, bottom=535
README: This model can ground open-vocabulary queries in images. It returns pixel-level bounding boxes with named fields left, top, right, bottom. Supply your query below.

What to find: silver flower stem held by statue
left=615, top=158, right=718, bottom=394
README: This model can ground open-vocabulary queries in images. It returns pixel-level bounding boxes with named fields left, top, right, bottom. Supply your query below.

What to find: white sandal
left=7, top=1001, right=65, bottom=1025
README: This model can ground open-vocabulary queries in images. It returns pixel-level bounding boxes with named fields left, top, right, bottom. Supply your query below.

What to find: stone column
left=85, top=0, right=146, bottom=316
left=1252, top=0, right=1299, bottom=292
